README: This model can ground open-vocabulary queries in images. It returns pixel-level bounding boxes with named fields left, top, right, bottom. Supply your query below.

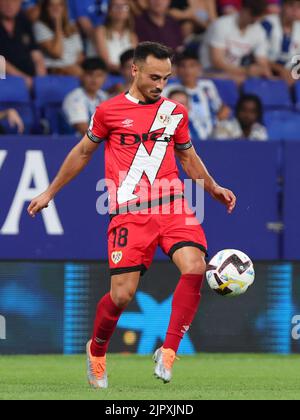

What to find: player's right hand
left=27, top=192, right=52, bottom=218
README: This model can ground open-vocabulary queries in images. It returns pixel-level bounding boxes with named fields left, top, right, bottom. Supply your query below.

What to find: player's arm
left=27, top=134, right=100, bottom=217
left=175, top=146, right=236, bottom=214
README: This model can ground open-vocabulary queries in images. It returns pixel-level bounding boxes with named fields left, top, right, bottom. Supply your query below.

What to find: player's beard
left=148, top=89, right=162, bottom=102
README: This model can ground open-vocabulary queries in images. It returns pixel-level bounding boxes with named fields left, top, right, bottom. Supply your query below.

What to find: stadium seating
left=2, top=75, right=300, bottom=140
left=0, top=76, right=34, bottom=134
left=264, top=110, right=300, bottom=141
left=34, top=76, right=80, bottom=134
left=166, top=78, right=239, bottom=109
left=243, top=78, right=292, bottom=109
left=102, top=74, right=125, bottom=91
left=211, top=79, right=239, bottom=109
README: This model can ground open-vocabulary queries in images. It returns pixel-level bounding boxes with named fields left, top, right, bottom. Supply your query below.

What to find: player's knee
left=184, top=259, right=206, bottom=275
left=111, top=289, right=135, bottom=308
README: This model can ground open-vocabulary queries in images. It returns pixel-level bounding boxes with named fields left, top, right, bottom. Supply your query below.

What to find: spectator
left=129, top=0, right=147, bottom=16
left=164, top=51, right=230, bottom=140
left=262, top=0, right=300, bottom=86
left=266, top=1, right=282, bottom=14
left=62, top=58, right=108, bottom=136
left=22, top=0, right=76, bottom=22
left=0, top=108, right=25, bottom=134
left=95, top=0, right=137, bottom=74
left=135, top=0, right=183, bottom=50
left=168, top=88, right=190, bottom=109
left=213, top=94, right=268, bottom=141
left=0, top=0, right=46, bottom=89
left=109, top=49, right=134, bottom=95
left=170, top=0, right=217, bottom=38
left=34, top=0, right=84, bottom=77
left=22, top=0, right=41, bottom=22
left=72, top=0, right=109, bottom=57
left=168, top=88, right=203, bottom=141
left=217, top=0, right=242, bottom=15
left=218, top=0, right=282, bottom=15
left=201, top=0, right=272, bottom=84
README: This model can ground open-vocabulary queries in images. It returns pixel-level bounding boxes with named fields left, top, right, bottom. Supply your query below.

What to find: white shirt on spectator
left=33, top=21, right=83, bottom=68
left=164, top=79, right=222, bottom=140
left=201, top=14, right=268, bottom=70
left=106, top=31, right=134, bottom=66
left=63, top=87, right=108, bottom=126
left=213, top=119, right=268, bottom=141
left=261, top=14, right=300, bottom=69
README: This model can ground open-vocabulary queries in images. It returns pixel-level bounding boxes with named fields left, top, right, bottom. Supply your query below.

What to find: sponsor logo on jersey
left=111, top=251, right=123, bottom=264
left=120, top=132, right=172, bottom=145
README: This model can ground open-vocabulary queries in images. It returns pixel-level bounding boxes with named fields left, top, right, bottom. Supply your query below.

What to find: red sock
left=91, top=293, right=125, bottom=357
left=164, top=274, right=204, bottom=353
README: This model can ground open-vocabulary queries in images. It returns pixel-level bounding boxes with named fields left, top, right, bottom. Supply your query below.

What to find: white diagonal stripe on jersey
left=116, top=100, right=184, bottom=206
left=149, top=100, right=184, bottom=135
left=117, top=141, right=168, bottom=205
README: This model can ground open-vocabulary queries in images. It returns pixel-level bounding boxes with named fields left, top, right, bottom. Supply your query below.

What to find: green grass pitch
left=0, top=354, right=299, bottom=400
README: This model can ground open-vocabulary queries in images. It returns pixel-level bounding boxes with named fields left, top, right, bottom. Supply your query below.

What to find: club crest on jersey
left=111, top=251, right=123, bottom=264
left=158, top=114, right=172, bottom=126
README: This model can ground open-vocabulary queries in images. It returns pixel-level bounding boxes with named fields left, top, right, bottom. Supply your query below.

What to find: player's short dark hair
left=133, top=42, right=173, bottom=64
left=175, top=50, right=199, bottom=66
left=242, top=0, right=267, bottom=16
left=81, top=58, right=108, bottom=73
left=120, top=49, right=134, bottom=68
left=236, top=94, right=264, bottom=123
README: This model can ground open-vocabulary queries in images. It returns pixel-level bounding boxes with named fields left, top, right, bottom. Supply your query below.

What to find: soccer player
left=27, top=42, right=236, bottom=388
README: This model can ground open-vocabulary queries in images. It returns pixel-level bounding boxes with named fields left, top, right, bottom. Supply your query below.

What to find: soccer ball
left=206, top=249, right=255, bottom=297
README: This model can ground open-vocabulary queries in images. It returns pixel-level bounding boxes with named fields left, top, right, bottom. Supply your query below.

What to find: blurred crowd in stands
left=0, top=0, right=300, bottom=141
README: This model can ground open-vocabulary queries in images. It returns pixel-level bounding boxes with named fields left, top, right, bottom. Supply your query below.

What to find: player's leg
left=154, top=201, right=207, bottom=382
left=87, top=271, right=140, bottom=389
left=154, top=247, right=206, bottom=383
left=91, top=271, right=141, bottom=355
left=164, top=246, right=206, bottom=351
left=87, top=213, right=158, bottom=389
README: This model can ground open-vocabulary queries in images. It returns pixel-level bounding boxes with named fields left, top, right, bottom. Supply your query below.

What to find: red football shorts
left=108, top=198, right=207, bottom=276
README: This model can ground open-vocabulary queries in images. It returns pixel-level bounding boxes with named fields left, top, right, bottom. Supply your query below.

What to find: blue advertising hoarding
left=283, top=142, right=300, bottom=260
left=0, top=137, right=280, bottom=260
left=0, top=261, right=299, bottom=355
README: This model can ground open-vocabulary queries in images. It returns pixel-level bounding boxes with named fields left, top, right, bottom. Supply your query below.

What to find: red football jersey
left=87, top=92, right=193, bottom=215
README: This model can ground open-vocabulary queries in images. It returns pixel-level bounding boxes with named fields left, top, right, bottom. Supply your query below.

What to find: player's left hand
left=210, top=185, right=236, bottom=214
